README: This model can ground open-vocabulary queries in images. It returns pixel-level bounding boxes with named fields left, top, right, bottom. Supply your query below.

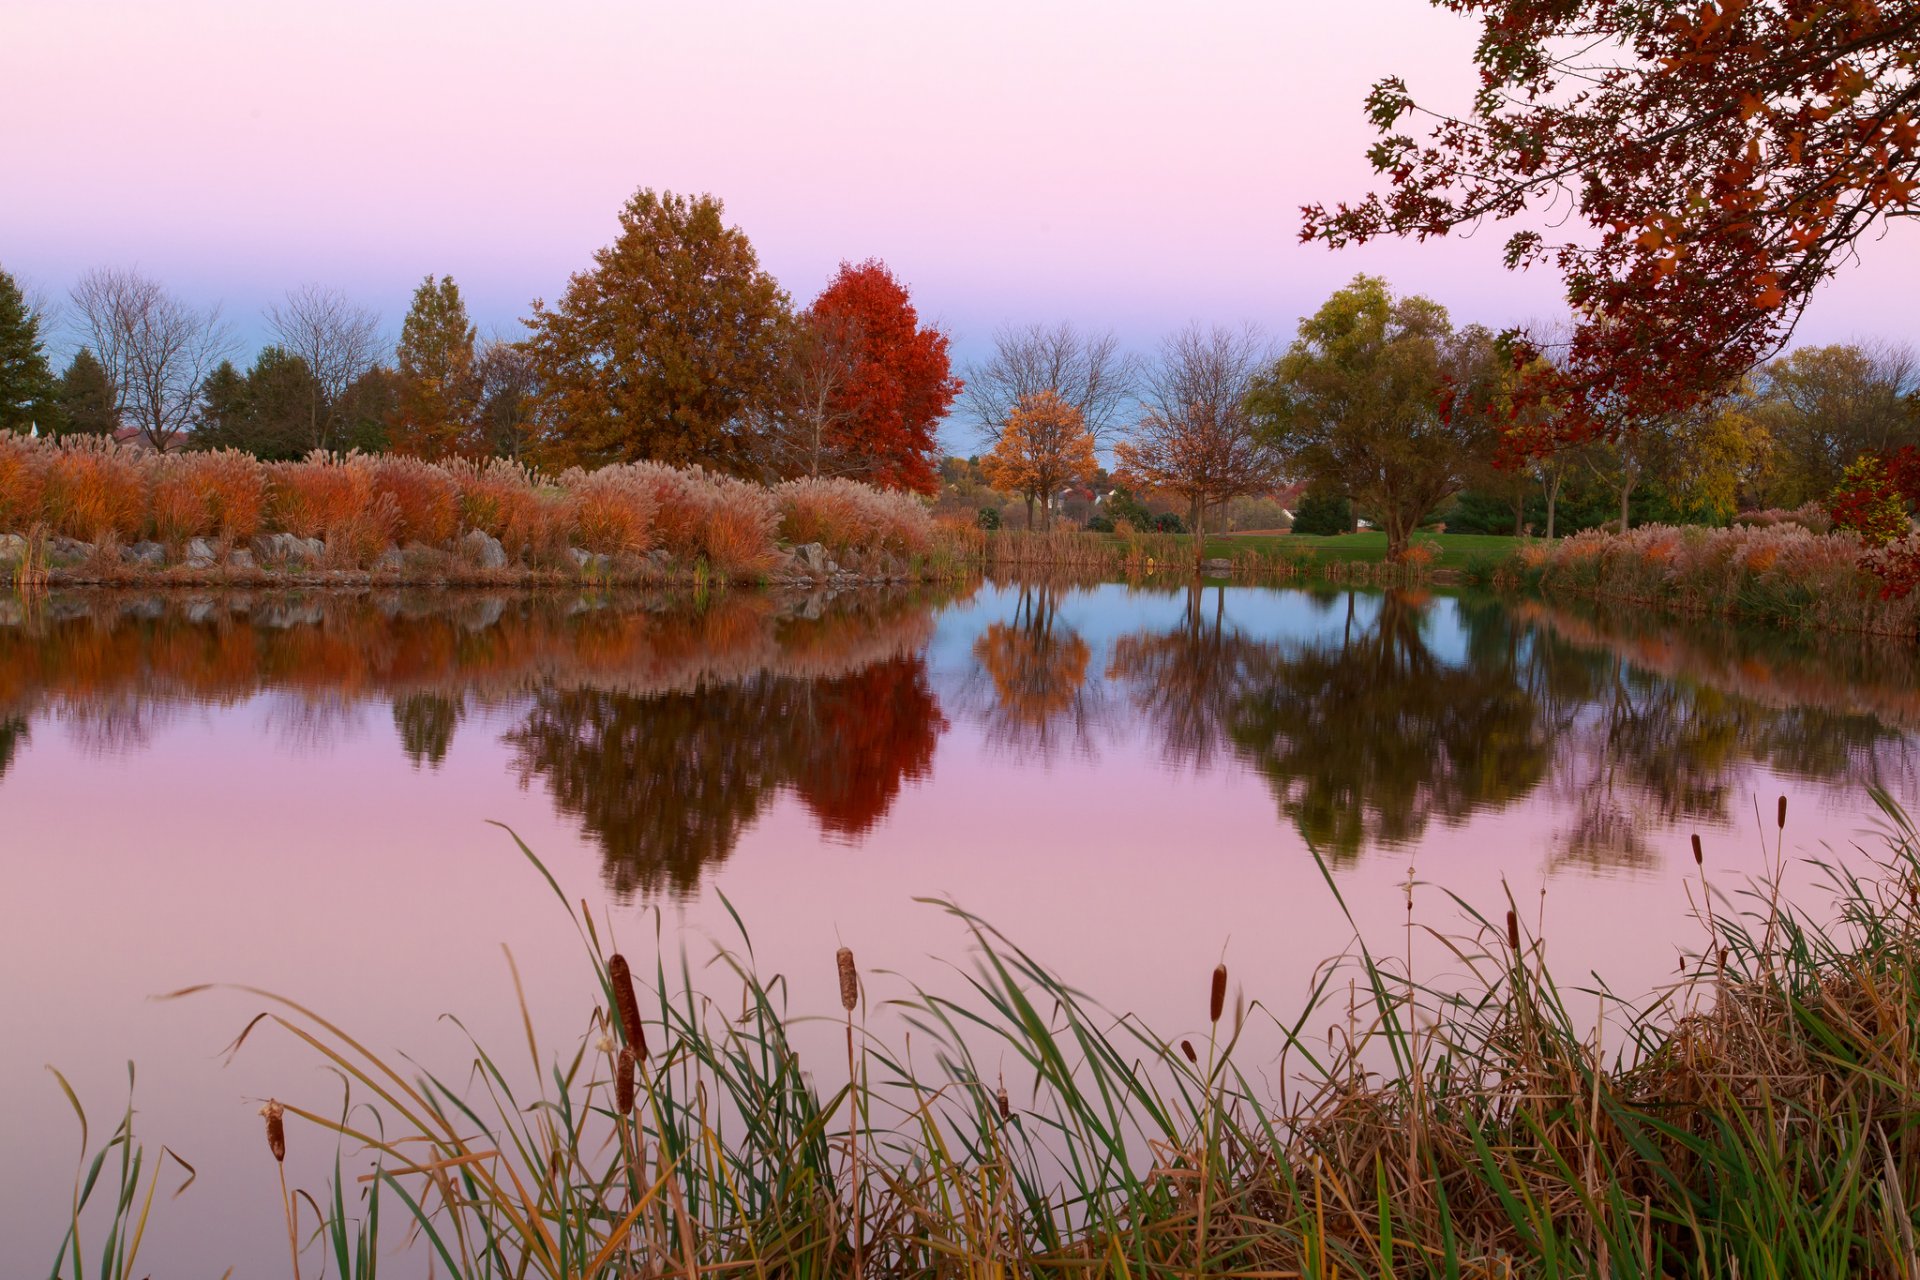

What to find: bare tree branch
left=266, top=283, right=384, bottom=451
left=69, top=267, right=232, bottom=451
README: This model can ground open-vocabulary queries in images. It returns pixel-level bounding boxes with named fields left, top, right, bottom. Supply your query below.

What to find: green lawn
left=1205, top=530, right=1522, bottom=569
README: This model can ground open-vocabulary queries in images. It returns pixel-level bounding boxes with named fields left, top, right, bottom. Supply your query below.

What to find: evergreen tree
left=193, top=348, right=318, bottom=460
left=52, top=348, right=121, bottom=439
left=390, top=275, right=477, bottom=459
left=0, top=270, right=56, bottom=435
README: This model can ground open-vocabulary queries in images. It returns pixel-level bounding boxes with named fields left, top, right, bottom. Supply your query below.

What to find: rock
left=255, top=532, right=323, bottom=566
left=459, top=529, right=508, bottom=570
left=569, top=548, right=612, bottom=576
left=228, top=548, right=255, bottom=571
left=374, top=547, right=406, bottom=573
left=47, top=536, right=92, bottom=563
left=645, top=549, right=673, bottom=574
left=121, top=541, right=166, bottom=567
left=184, top=537, right=218, bottom=569
left=1202, top=558, right=1233, bottom=576
left=790, top=543, right=831, bottom=575
left=0, top=533, right=24, bottom=562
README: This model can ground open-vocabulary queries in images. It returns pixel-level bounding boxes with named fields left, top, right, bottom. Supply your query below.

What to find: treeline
left=0, top=189, right=961, bottom=493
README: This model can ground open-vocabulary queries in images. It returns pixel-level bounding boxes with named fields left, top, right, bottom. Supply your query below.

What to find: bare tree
left=1115, top=324, right=1280, bottom=568
left=69, top=268, right=231, bottom=451
left=757, top=311, right=865, bottom=480
left=474, top=334, right=538, bottom=459
left=267, top=284, right=383, bottom=451
left=964, top=321, right=1137, bottom=448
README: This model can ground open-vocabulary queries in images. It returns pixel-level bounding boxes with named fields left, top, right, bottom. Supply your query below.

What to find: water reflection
left=2, top=583, right=1918, bottom=889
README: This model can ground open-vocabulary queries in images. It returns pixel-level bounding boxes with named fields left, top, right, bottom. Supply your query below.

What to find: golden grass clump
left=148, top=450, right=266, bottom=545
left=702, top=474, right=782, bottom=576
left=620, top=461, right=711, bottom=561
left=0, top=435, right=48, bottom=532
left=41, top=437, right=147, bottom=542
left=776, top=476, right=933, bottom=555
left=563, top=465, right=657, bottom=555
left=266, top=454, right=376, bottom=541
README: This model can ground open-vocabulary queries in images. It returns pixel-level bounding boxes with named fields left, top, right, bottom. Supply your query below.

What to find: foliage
left=389, top=275, right=479, bottom=460
left=524, top=189, right=789, bottom=473
left=0, top=267, right=55, bottom=435
left=800, top=259, right=961, bottom=494
left=1751, top=343, right=1920, bottom=506
left=1290, top=488, right=1352, bottom=536
left=52, top=348, right=120, bottom=440
left=1309, top=0, right=1920, bottom=432
left=1249, top=276, right=1495, bottom=559
left=195, top=348, right=322, bottom=461
left=980, top=390, right=1097, bottom=530
left=976, top=505, right=1001, bottom=531
left=1827, top=453, right=1911, bottom=547
left=1150, top=511, right=1187, bottom=534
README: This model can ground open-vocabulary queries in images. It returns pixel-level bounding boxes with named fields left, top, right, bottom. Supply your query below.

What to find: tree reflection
left=393, top=692, right=464, bottom=769
left=1107, top=582, right=1267, bottom=771
left=968, top=582, right=1106, bottom=761
left=0, top=714, right=27, bottom=783
left=1224, top=591, right=1549, bottom=861
left=506, top=655, right=947, bottom=898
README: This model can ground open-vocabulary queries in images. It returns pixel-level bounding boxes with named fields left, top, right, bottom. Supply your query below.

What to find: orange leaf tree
left=1307, top=0, right=1920, bottom=436
left=800, top=260, right=961, bottom=494
left=980, top=390, right=1097, bottom=530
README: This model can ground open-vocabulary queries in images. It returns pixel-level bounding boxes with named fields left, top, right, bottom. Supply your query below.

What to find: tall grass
left=0, top=436, right=969, bottom=580
left=65, top=790, right=1920, bottom=1276
left=1504, top=523, right=1920, bottom=637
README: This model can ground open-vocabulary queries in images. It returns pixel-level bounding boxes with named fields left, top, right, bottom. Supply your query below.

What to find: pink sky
left=5, top=0, right=1917, bottom=386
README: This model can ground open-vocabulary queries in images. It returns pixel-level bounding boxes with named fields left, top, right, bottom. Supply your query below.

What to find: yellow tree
left=979, top=390, right=1096, bottom=530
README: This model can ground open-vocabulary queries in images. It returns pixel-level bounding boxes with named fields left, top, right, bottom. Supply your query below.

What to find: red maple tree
left=805, top=260, right=963, bottom=495
left=1305, top=0, right=1920, bottom=442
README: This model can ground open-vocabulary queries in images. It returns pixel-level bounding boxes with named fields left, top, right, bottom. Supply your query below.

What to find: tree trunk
left=1024, top=494, right=1035, bottom=530
left=1618, top=478, right=1635, bottom=534
left=1192, top=496, right=1206, bottom=572
left=1513, top=500, right=1525, bottom=537
left=1544, top=476, right=1560, bottom=540
left=1386, top=509, right=1409, bottom=562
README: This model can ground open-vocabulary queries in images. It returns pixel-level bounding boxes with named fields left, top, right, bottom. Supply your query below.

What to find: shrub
left=1085, top=513, right=1113, bottom=533
left=1151, top=511, right=1186, bottom=534
left=1291, top=489, right=1352, bottom=537
left=977, top=506, right=1002, bottom=531
left=564, top=466, right=658, bottom=555
left=43, top=438, right=147, bottom=542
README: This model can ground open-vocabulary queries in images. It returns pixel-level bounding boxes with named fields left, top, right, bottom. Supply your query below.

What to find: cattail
left=1180, top=1039, right=1197, bottom=1064
left=616, top=1047, right=636, bottom=1115
left=836, top=946, right=858, bottom=1013
left=1777, top=795, right=1788, bottom=829
left=1691, top=833, right=1703, bottom=867
left=1209, top=963, right=1227, bottom=1024
left=261, top=1100, right=286, bottom=1163
left=1506, top=908, right=1521, bottom=952
left=996, top=1086, right=1010, bottom=1121
left=608, top=954, right=649, bottom=1060
left=1718, top=946, right=1729, bottom=970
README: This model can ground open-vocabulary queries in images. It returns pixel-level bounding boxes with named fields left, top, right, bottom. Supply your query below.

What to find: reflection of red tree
left=793, top=657, right=947, bottom=837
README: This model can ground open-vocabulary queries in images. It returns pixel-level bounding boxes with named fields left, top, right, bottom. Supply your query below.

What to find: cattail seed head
left=1777, top=795, right=1788, bottom=829
left=616, top=1047, right=636, bottom=1115
left=608, top=954, right=648, bottom=1061
left=1506, top=908, right=1521, bottom=952
left=1209, top=964, right=1227, bottom=1024
left=836, top=946, right=858, bottom=1013
left=1180, top=1039, right=1197, bottom=1064
left=261, top=1100, right=286, bottom=1163
left=1718, top=946, right=1729, bottom=970
left=1691, top=833, right=1703, bottom=867
left=996, top=1086, right=1010, bottom=1121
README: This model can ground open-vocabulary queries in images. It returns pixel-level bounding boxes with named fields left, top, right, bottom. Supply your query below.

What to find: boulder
left=255, top=532, right=323, bottom=566
left=1202, top=558, right=1234, bottom=576
left=47, top=536, right=93, bottom=563
left=459, top=529, right=508, bottom=570
left=0, top=533, right=25, bottom=562
left=228, top=548, right=255, bottom=571
left=791, top=542, right=831, bottom=575
left=184, top=537, right=219, bottom=569
left=569, top=547, right=612, bottom=576
left=374, top=547, right=406, bottom=574
left=121, top=541, right=166, bottom=567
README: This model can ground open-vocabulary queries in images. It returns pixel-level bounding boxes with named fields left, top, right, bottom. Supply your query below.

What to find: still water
left=2, top=579, right=1914, bottom=1271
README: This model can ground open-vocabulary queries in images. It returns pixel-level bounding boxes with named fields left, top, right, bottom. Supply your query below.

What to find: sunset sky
left=6, top=0, right=1917, bottom=417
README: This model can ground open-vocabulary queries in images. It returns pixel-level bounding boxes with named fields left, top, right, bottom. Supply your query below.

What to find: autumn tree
left=52, top=349, right=120, bottom=439
left=1750, top=342, right=1920, bottom=506
left=0, top=268, right=55, bottom=434
left=524, top=189, right=789, bottom=473
left=1113, top=324, right=1280, bottom=565
left=389, top=275, right=478, bottom=459
left=69, top=267, right=231, bottom=451
left=1247, top=276, right=1498, bottom=561
left=980, top=390, right=1097, bottom=529
left=792, top=259, right=961, bottom=493
left=761, top=308, right=861, bottom=480
left=266, top=283, right=383, bottom=451
left=1308, top=0, right=1920, bottom=433
left=965, top=322, right=1136, bottom=527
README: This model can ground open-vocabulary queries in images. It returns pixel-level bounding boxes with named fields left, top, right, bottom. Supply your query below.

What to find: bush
left=1291, top=489, right=1352, bottom=537
left=1085, top=513, right=1113, bottom=533
left=977, top=506, right=1002, bottom=531
left=1151, top=511, right=1186, bottom=534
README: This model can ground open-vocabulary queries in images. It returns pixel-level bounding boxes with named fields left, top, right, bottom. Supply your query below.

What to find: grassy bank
left=1495, top=523, right=1920, bottom=639
left=55, top=794, right=1920, bottom=1277
left=982, top=528, right=1505, bottom=584
left=0, top=435, right=979, bottom=586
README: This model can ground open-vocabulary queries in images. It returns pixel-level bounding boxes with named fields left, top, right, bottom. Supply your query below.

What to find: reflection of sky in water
left=1, top=583, right=1915, bottom=1274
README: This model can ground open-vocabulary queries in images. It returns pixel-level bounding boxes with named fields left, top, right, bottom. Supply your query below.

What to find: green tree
left=523, top=189, right=790, bottom=473
left=194, top=347, right=321, bottom=460
left=390, top=275, right=478, bottom=459
left=51, top=348, right=120, bottom=439
left=1248, top=275, right=1499, bottom=560
left=0, top=270, right=55, bottom=435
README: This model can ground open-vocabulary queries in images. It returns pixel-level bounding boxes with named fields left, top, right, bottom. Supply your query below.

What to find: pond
left=3, top=579, right=1915, bottom=1272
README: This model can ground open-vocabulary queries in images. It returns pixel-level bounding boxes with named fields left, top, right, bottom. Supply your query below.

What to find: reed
left=62, top=788, right=1920, bottom=1277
